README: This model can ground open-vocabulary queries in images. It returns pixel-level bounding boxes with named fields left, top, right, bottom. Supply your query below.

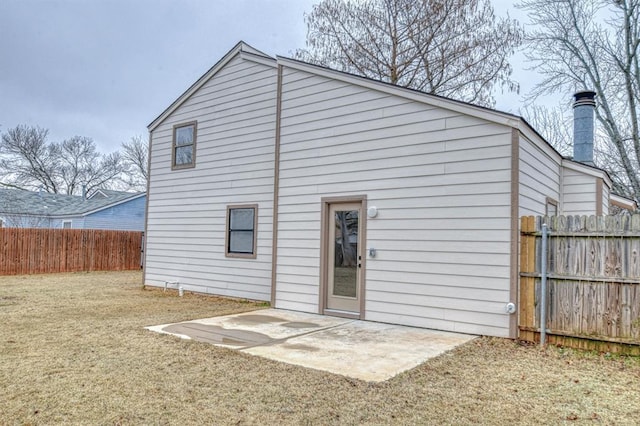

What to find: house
left=0, top=188, right=146, bottom=231
left=143, top=41, right=634, bottom=339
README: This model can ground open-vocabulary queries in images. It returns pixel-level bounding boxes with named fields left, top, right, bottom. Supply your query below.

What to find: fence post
left=540, top=223, right=548, bottom=347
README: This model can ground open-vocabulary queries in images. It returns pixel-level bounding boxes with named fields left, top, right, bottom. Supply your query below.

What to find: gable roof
left=88, top=188, right=129, bottom=200
left=0, top=188, right=145, bottom=217
left=148, top=41, right=613, bottom=188
left=147, top=41, right=276, bottom=132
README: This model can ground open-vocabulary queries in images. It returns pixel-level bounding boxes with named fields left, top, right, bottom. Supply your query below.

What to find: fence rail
left=519, top=215, right=640, bottom=354
left=0, top=228, right=143, bottom=275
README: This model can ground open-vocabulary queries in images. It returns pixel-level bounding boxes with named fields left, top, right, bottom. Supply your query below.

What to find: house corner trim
left=510, top=128, right=520, bottom=339
left=142, top=131, right=153, bottom=286
left=596, top=178, right=604, bottom=216
left=270, top=64, right=283, bottom=307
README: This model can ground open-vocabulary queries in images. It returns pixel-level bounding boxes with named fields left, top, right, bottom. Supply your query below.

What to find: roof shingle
left=0, top=188, right=144, bottom=217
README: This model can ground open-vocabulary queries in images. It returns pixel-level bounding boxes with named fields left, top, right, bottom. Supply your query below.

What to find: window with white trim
left=62, top=220, right=72, bottom=229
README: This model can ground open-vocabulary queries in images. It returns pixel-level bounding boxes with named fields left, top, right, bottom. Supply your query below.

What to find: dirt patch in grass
left=1, top=271, right=639, bottom=425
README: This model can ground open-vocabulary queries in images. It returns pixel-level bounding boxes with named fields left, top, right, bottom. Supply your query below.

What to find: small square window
left=172, top=122, right=197, bottom=169
left=62, top=220, right=72, bottom=229
left=226, top=205, right=257, bottom=258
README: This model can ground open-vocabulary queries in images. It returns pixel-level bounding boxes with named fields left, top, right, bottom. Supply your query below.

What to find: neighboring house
left=143, top=42, right=635, bottom=339
left=0, top=188, right=146, bottom=231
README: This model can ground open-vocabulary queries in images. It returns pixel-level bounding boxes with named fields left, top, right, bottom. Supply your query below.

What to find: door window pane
left=333, top=209, right=358, bottom=298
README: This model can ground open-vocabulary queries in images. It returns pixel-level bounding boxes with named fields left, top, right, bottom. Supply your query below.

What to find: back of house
left=144, top=42, right=618, bottom=338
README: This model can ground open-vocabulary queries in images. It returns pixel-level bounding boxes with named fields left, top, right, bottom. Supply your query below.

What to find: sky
left=0, top=0, right=535, bottom=154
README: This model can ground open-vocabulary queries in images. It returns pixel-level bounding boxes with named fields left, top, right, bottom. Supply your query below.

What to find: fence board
left=519, top=216, right=536, bottom=337
left=519, top=215, right=640, bottom=353
left=0, top=228, right=143, bottom=275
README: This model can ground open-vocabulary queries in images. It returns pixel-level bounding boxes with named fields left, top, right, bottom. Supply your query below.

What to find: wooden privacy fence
left=520, top=215, right=640, bottom=355
left=0, top=228, right=143, bottom=275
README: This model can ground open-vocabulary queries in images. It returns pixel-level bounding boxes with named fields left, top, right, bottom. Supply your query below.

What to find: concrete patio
left=146, top=309, right=475, bottom=382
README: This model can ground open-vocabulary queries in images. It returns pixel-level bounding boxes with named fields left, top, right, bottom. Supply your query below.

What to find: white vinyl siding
left=275, top=67, right=514, bottom=337
left=145, top=55, right=277, bottom=301
left=144, top=44, right=613, bottom=339
left=562, top=167, right=598, bottom=216
left=518, top=135, right=562, bottom=217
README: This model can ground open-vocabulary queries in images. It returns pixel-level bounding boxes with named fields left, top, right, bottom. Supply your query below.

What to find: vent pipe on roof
left=573, top=91, right=596, bottom=166
left=82, top=185, right=87, bottom=201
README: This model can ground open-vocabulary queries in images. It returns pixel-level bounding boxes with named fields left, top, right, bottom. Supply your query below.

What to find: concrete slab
left=146, top=309, right=475, bottom=382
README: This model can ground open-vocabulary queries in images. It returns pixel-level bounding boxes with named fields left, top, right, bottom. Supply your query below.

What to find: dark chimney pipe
left=573, top=91, right=596, bottom=166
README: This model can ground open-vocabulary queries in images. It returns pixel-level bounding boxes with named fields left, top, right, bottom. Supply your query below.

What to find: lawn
left=1, top=271, right=639, bottom=425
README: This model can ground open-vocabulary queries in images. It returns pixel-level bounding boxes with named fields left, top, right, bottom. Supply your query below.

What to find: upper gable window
left=172, top=122, right=197, bottom=169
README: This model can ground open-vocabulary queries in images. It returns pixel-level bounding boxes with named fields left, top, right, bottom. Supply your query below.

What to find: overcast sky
left=1, top=0, right=533, bottom=153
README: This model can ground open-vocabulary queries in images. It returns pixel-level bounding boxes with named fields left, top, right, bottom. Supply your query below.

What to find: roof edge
left=277, top=55, right=618, bottom=187
left=78, top=192, right=146, bottom=217
left=562, top=158, right=613, bottom=187
left=610, top=193, right=637, bottom=211
left=275, top=55, right=522, bottom=128
left=148, top=41, right=274, bottom=132
left=514, top=116, right=614, bottom=188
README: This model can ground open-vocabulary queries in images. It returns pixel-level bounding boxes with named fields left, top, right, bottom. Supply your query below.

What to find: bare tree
left=521, top=103, right=574, bottom=157
left=0, top=125, right=60, bottom=192
left=296, top=0, right=523, bottom=107
left=519, top=0, right=640, bottom=199
left=0, top=214, right=49, bottom=228
left=121, top=135, right=148, bottom=191
left=0, top=125, right=125, bottom=195
left=75, top=149, right=124, bottom=196
left=58, top=136, right=115, bottom=195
